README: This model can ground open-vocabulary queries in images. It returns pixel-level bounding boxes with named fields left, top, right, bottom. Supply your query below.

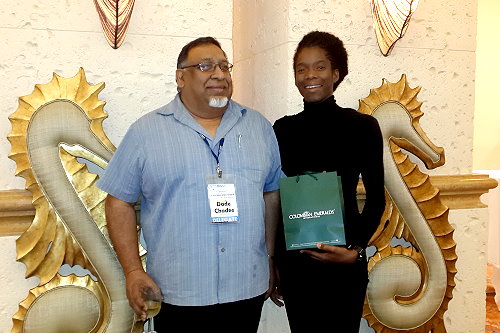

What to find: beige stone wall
left=233, top=0, right=486, bottom=332
left=0, top=236, right=39, bottom=331
left=0, top=0, right=233, bottom=190
left=0, top=0, right=491, bottom=332
left=0, top=1, right=233, bottom=331
left=234, top=0, right=477, bottom=176
left=473, top=0, right=500, bottom=170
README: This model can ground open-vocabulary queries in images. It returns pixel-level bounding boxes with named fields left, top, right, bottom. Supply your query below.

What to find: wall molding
left=0, top=189, right=36, bottom=236
left=0, top=174, right=497, bottom=237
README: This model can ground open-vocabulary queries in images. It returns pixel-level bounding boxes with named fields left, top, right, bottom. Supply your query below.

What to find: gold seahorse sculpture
left=8, top=68, right=145, bottom=332
left=359, top=75, right=457, bottom=332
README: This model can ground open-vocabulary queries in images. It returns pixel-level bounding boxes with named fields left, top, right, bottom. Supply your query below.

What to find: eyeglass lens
left=200, top=63, right=232, bottom=72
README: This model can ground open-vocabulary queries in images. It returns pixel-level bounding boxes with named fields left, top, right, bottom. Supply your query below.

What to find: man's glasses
left=181, top=62, right=233, bottom=73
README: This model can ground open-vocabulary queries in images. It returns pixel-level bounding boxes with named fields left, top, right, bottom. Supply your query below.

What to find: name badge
left=206, top=174, right=239, bottom=223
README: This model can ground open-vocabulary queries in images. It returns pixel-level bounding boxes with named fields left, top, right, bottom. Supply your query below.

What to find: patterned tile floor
left=486, top=264, right=499, bottom=333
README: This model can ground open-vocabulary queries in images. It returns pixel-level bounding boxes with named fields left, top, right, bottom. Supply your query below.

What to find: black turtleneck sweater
left=273, top=95, right=385, bottom=250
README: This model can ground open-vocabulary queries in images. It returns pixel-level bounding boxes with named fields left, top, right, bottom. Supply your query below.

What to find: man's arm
left=105, top=194, right=160, bottom=320
left=263, top=190, right=279, bottom=260
left=263, top=190, right=283, bottom=306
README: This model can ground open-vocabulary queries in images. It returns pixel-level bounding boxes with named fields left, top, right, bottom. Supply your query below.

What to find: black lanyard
left=200, top=134, right=225, bottom=178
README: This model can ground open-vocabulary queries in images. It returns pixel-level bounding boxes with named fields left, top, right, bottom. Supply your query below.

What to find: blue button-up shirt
left=98, top=95, right=281, bottom=306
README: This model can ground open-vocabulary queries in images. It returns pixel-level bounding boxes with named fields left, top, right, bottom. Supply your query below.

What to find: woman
left=273, top=31, right=385, bottom=332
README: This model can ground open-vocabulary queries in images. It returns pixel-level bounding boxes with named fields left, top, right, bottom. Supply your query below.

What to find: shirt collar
left=156, top=94, right=247, bottom=142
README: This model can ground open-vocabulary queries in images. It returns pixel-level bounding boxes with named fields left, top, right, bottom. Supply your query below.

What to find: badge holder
left=206, top=174, right=240, bottom=223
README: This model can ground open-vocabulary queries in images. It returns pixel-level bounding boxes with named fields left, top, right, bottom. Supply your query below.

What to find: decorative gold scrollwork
left=8, top=68, right=144, bottom=332
left=359, top=75, right=457, bottom=332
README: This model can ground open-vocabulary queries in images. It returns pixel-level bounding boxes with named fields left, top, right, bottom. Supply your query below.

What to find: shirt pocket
left=235, top=132, right=271, bottom=186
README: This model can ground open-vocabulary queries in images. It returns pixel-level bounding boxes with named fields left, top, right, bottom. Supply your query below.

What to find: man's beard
left=208, top=97, right=229, bottom=108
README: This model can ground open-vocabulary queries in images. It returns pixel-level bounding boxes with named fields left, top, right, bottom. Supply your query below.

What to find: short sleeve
left=97, top=123, right=144, bottom=203
left=263, top=118, right=283, bottom=192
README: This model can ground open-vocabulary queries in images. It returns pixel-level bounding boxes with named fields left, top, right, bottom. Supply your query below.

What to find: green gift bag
left=279, top=171, right=346, bottom=250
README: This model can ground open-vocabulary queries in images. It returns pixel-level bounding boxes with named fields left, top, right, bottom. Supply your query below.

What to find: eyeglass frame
left=180, top=62, right=234, bottom=73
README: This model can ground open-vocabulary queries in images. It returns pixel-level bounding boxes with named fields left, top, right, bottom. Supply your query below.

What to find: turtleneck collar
left=303, top=95, right=337, bottom=113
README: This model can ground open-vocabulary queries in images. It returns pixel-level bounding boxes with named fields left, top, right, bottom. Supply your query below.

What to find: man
left=97, top=37, right=282, bottom=332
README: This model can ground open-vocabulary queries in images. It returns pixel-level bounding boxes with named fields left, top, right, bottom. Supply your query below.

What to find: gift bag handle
left=295, top=171, right=319, bottom=183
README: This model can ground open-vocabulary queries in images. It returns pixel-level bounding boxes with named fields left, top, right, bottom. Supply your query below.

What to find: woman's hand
left=300, top=243, right=358, bottom=264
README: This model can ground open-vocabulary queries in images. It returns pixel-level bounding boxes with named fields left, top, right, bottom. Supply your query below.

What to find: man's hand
left=300, top=243, right=358, bottom=264
left=125, top=269, right=162, bottom=321
left=106, top=195, right=163, bottom=320
left=263, top=190, right=283, bottom=306
left=265, top=257, right=284, bottom=307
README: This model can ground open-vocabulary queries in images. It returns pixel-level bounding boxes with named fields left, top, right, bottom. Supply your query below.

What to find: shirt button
left=221, top=248, right=225, bottom=252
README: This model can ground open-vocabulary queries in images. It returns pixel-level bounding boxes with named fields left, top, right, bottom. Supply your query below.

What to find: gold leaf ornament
left=371, top=0, right=420, bottom=56
left=93, top=0, right=136, bottom=49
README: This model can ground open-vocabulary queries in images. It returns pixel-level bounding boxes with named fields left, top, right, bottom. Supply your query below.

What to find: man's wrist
left=125, top=267, right=144, bottom=277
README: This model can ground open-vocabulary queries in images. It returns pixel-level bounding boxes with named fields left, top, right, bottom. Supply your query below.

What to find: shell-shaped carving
left=370, top=0, right=420, bottom=56
left=93, top=0, right=136, bottom=49
left=358, top=75, right=457, bottom=332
